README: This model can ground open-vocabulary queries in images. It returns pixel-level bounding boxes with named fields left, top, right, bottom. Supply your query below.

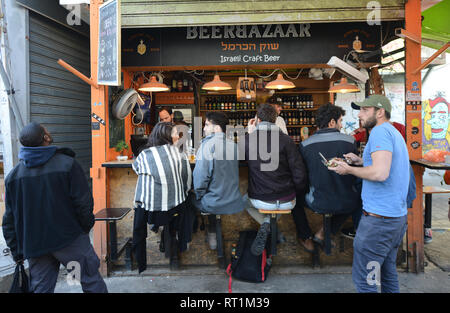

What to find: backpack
left=226, top=230, right=272, bottom=293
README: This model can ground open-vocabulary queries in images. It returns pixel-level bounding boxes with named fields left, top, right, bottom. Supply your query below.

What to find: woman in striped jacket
left=132, top=122, right=193, bottom=272
left=133, top=122, right=192, bottom=212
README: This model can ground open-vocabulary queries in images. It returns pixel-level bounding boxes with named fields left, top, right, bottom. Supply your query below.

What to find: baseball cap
left=351, top=94, right=392, bottom=113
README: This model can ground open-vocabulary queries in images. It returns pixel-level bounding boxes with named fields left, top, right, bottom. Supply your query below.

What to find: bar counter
left=102, top=159, right=355, bottom=269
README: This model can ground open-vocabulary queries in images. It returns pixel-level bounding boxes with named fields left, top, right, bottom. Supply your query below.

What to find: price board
left=98, top=0, right=121, bottom=86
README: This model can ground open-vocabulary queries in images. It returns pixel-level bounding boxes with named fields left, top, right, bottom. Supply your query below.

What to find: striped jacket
left=132, top=144, right=192, bottom=212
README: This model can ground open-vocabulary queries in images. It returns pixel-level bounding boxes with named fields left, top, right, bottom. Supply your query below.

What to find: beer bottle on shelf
left=172, top=78, right=177, bottom=92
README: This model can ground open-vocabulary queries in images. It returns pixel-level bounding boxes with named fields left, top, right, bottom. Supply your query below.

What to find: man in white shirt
left=269, top=96, right=288, bottom=135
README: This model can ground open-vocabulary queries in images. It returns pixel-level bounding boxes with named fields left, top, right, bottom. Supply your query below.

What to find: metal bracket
left=395, top=28, right=421, bottom=45
left=413, top=42, right=450, bottom=74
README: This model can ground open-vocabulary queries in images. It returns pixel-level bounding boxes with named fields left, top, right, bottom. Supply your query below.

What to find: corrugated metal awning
left=121, top=0, right=405, bottom=28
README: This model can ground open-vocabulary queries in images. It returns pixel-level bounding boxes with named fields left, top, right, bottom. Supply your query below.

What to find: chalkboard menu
left=98, top=0, right=121, bottom=86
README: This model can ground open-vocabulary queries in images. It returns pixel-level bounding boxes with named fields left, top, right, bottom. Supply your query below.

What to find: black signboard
left=122, top=22, right=399, bottom=67
left=98, top=0, right=121, bottom=85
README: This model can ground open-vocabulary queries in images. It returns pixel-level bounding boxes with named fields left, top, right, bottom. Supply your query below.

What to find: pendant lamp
left=265, top=73, right=296, bottom=90
left=328, top=77, right=360, bottom=93
left=202, top=74, right=232, bottom=91
left=138, top=75, right=170, bottom=92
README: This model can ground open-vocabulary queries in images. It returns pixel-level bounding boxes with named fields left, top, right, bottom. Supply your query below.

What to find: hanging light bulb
left=328, top=77, right=360, bottom=93
left=138, top=75, right=170, bottom=92
left=202, top=74, right=232, bottom=91
left=265, top=73, right=296, bottom=90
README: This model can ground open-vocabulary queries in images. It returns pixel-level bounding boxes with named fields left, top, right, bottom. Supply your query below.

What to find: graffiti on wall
left=422, top=95, right=450, bottom=155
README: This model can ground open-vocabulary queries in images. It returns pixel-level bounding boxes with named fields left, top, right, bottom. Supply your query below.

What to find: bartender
left=159, top=106, right=174, bottom=123
left=269, top=96, right=288, bottom=135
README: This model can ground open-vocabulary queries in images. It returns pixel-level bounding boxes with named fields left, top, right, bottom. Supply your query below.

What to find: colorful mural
left=422, top=95, right=450, bottom=155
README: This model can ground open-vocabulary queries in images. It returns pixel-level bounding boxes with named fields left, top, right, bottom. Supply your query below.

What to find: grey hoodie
left=193, top=132, right=246, bottom=214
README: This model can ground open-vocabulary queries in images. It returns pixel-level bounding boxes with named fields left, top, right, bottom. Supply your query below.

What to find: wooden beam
left=90, top=0, right=109, bottom=277
left=413, top=42, right=450, bottom=74
left=57, top=59, right=99, bottom=89
left=404, top=0, right=424, bottom=274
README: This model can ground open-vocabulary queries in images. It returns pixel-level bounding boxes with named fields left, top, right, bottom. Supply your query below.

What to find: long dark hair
left=147, top=122, right=174, bottom=148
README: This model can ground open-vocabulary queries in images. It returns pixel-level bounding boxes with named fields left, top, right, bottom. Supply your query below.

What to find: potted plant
left=115, top=140, right=129, bottom=161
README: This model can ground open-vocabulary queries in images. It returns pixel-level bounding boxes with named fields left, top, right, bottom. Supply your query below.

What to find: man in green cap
left=328, top=94, right=409, bottom=293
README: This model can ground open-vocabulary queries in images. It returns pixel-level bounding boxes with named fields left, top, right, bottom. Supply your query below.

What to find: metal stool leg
left=324, top=214, right=332, bottom=255
left=125, top=240, right=132, bottom=270
left=109, top=221, right=118, bottom=261
left=215, top=215, right=226, bottom=269
left=424, top=194, right=432, bottom=229
left=270, top=214, right=277, bottom=256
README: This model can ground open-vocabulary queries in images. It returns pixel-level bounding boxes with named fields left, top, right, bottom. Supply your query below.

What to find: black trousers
left=292, top=200, right=351, bottom=240
left=189, top=193, right=217, bottom=233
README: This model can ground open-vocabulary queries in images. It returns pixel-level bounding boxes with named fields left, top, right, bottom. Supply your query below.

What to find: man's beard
left=362, top=115, right=377, bottom=130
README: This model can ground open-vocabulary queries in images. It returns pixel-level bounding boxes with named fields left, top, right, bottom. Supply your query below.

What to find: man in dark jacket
left=2, top=122, right=107, bottom=293
left=293, top=103, right=361, bottom=252
left=245, top=104, right=307, bottom=255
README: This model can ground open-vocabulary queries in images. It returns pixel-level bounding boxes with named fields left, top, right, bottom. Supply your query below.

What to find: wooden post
left=90, top=0, right=109, bottom=276
left=404, top=0, right=424, bottom=273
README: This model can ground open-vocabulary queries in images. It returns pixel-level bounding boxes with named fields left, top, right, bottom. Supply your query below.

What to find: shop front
left=87, top=0, right=426, bottom=276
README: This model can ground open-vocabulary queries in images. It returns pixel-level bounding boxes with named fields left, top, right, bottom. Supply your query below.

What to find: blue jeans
left=246, top=195, right=296, bottom=224
left=352, top=213, right=407, bottom=293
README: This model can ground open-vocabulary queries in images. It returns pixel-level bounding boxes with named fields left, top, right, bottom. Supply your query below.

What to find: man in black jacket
left=293, top=103, right=361, bottom=252
left=2, top=122, right=107, bottom=293
left=245, top=104, right=307, bottom=255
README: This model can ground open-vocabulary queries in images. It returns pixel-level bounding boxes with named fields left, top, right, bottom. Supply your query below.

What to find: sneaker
left=207, top=232, right=217, bottom=250
left=251, top=222, right=270, bottom=256
left=341, top=227, right=356, bottom=239
left=424, top=228, right=432, bottom=244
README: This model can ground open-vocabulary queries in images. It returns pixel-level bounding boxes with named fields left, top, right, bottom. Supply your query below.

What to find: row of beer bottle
left=203, top=96, right=257, bottom=111
left=280, top=111, right=316, bottom=125
left=280, top=95, right=314, bottom=109
left=289, top=128, right=303, bottom=144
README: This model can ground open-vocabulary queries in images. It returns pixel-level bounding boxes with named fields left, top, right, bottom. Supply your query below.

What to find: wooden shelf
left=273, top=90, right=330, bottom=94
left=282, top=108, right=318, bottom=111
left=199, top=108, right=318, bottom=112
left=286, top=125, right=316, bottom=128
left=199, top=109, right=256, bottom=112
left=199, top=90, right=329, bottom=95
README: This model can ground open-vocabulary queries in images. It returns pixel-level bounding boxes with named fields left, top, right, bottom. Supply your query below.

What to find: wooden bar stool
left=423, top=186, right=450, bottom=243
left=257, top=209, right=291, bottom=256
left=94, top=208, right=132, bottom=270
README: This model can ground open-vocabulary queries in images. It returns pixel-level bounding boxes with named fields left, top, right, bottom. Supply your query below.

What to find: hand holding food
left=327, top=157, right=344, bottom=168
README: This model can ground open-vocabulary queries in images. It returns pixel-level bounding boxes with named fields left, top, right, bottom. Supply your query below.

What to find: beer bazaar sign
left=122, top=22, right=394, bottom=67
